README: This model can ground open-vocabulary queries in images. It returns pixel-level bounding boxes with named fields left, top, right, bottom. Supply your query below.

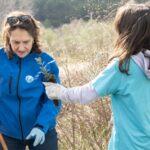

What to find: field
left=41, top=19, right=117, bottom=150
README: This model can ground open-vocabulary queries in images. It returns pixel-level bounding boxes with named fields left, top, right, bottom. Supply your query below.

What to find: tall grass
left=42, top=19, right=117, bottom=150
left=0, top=19, right=117, bottom=150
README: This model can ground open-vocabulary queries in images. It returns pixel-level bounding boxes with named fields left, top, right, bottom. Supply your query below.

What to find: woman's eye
left=24, top=41, right=29, bottom=44
left=23, top=41, right=31, bottom=44
left=14, top=41, right=20, bottom=44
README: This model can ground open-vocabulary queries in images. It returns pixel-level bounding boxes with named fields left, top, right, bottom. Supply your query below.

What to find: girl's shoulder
left=108, top=57, right=136, bottom=73
left=105, top=58, right=120, bottom=73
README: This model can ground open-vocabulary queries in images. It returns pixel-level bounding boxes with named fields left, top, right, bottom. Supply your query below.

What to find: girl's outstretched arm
left=44, top=59, right=122, bottom=104
left=43, top=82, right=99, bottom=104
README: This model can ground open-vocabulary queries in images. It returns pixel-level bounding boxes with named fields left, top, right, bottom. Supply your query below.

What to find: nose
left=18, top=43, right=25, bottom=51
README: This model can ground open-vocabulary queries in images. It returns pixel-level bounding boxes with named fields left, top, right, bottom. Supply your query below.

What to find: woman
left=0, top=11, right=61, bottom=150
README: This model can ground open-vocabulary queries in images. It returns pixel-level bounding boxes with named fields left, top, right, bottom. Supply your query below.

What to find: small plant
left=35, top=57, right=59, bottom=106
left=35, top=57, right=55, bottom=81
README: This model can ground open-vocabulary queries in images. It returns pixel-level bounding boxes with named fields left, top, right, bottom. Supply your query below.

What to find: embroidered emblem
left=24, top=57, right=56, bottom=84
left=25, top=75, right=34, bottom=83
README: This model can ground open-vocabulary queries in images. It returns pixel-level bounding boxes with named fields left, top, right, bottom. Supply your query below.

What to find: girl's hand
left=43, top=82, right=66, bottom=100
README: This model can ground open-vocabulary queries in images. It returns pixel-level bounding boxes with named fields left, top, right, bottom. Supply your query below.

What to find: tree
left=33, top=0, right=86, bottom=27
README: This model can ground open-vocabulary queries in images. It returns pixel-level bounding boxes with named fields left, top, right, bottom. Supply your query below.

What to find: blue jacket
left=0, top=48, right=61, bottom=140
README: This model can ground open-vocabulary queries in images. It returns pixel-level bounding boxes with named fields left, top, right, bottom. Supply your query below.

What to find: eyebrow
left=22, top=40, right=31, bottom=43
left=12, top=40, right=31, bottom=43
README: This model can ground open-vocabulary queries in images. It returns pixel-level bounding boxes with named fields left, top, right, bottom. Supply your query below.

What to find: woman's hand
left=26, top=128, right=45, bottom=147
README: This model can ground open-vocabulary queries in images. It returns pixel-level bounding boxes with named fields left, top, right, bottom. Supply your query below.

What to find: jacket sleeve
left=34, top=54, right=62, bottom=133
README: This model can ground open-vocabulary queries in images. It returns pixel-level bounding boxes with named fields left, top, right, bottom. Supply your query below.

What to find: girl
left=44, top=3, right=150, bottom=150
left=0, top=11, right=61, bottom=150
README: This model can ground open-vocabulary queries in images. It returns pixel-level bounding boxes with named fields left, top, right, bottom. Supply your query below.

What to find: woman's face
left=9, top=28, right=34, bottom=58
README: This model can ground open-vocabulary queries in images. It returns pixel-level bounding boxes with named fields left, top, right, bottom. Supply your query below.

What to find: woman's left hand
left=26, top=127, right=45, bottom=147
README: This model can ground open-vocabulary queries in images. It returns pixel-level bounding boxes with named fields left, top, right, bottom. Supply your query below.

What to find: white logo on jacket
left=25, top=59, right=56, bottom=83
left=25, top=75, right=34, bottom=83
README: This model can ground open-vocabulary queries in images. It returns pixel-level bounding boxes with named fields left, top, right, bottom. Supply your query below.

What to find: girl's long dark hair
left=110, top=3, right=150, bottom=74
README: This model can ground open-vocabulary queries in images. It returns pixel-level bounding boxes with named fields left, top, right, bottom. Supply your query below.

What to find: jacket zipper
left=16, top=59, right=24, bottom=140
left=9, top=76, right=12, bottom=94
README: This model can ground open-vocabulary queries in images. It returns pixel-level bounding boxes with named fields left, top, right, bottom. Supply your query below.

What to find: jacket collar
left=132, top=50, right=150, bottom=79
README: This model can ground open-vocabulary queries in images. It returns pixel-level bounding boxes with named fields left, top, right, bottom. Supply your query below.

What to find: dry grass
left=42, top=19, right=117, bottom=150
left=0, top=19, right=117, bottom=150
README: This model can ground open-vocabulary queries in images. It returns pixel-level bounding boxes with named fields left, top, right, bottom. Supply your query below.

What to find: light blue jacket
left=0, top=48, right=61, bottom=140
left=92, top=58, right=150, bottom=150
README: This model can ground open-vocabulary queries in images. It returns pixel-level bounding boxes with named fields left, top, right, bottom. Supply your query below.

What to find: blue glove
left=26, top=127, right=45, bottom=147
